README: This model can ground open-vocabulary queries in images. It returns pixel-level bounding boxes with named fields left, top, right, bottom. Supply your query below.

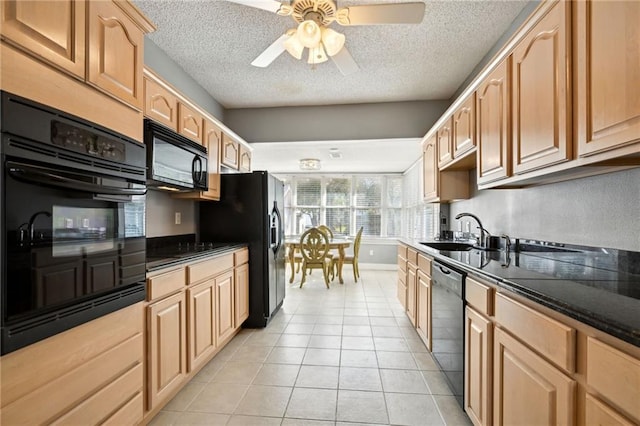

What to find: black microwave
left=144, top=119, right=208, bottom=191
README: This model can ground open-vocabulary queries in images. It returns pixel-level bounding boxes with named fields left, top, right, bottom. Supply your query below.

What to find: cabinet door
left=144, top=76, right=178, bottom=129
left=187, top=279, right=216, bottom=372
left=575, top=0, right=640, bottom=156
left=221, top=134, right=239, bottom=169
left=477, top=59, right=511, bottom=185
left=0, top=0, right=85, bottom=78
left=178, top=102, right=204, bottom=143
left=87, top=1, right=144, bottom=109
left=493, top=327, right=575, bottom=426
left=453, top=94, right=476, bottom=158
left=437, top=118, right=453, bottom=168
left=234, top=263, right=249, bottom=326
left=203, top=119, right=222, bottom=199
left=512, top=0, right=571, bottom=174
left=416, top=270, right=432, bottom=351
left=147, top=292, right=187, bottom=411
left=406, top=262, right=417, bottom=327
left=216, top=270, right=235, bottom=343
left=422, top=136, right=438, bottom=201
left=465, top=306, right=493, bottom=426
left=239, top=144, right=252, bottom=172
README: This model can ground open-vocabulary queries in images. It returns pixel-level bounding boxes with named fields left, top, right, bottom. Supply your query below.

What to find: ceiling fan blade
left=226, top=0, right=286, bottom=14
left=336, top=3, right=426, bottom=26
left=331, top=46, right=359, bottom=76
left=251, top=34, right=290, bottom=67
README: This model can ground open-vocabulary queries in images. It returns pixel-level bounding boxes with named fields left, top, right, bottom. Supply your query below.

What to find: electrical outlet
left=175, top=212, right=181, bottom=225
left=369, top=249, right=374, bottom=256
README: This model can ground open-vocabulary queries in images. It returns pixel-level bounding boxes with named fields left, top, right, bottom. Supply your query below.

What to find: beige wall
left=145, top=190, right=197, bottom=238
left=448, top=168, right=640, bottom=252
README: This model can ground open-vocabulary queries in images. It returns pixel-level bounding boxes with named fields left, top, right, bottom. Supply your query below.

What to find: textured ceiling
left=134, top=0, right=530, bottom=109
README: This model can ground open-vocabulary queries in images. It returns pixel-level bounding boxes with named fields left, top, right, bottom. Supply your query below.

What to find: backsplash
left=449, top=168, right=640, bottom=252
left=146, top=190, right=197, bottom=238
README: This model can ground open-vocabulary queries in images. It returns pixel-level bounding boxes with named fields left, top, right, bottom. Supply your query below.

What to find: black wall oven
left=1, top=92, right=147, bottom=355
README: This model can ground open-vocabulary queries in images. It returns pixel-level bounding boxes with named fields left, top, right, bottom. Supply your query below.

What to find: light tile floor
left=149, top=267, right=472, bottom=426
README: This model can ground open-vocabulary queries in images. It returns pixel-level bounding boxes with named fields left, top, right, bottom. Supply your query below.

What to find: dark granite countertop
left=146, top=239, right=248, bottom=272
left=400, top=238, right=640, bottom=347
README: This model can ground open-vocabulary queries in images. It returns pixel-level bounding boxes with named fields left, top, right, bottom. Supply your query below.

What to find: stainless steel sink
left=420, top=242, right=474, bottom=251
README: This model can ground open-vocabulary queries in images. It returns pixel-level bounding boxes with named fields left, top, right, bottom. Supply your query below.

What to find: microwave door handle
left=7, top=162, right=146, bottom=196
left=192, top=156, right=201, bottom=183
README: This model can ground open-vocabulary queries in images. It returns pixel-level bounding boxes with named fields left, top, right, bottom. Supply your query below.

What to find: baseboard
left=359, top=263, right=397, bottom=271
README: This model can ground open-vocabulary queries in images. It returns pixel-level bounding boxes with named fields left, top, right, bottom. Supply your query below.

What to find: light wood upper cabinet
left=0, top=0, right=86, bottom=78
left=147, top=291, right=187, bottom=411
left=437, top=118, right=453, bottom=168
left=477, top=59, right=511, bottom=185
left=239, top=144, right=252, bottom=173
left=493, top=327, right=575, bottom=426
left=423, top=136, right=438, bottom=201
left=221, top=134, right=240, bottom=170
left=144, top=76, right=178, bottom=129
left=512, top=0, right=571, bottom=174
left=87, top=1, right=145, bottom=109
left=575, top=0, right=640, bottom=157
left=178, top=102, right=205, bottom=144
left=187, top=279, right=216, bottom=373
left=452, top=93, right=476, bottom=159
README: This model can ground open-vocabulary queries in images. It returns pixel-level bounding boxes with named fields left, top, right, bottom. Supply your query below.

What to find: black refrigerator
left=199, top=171, right=285, bottom=327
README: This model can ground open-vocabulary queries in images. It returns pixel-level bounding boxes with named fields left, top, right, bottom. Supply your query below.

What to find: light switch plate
left=175, top=212, right=181, bottom=225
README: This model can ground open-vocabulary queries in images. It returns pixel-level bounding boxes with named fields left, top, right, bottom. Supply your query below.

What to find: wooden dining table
left=285, top=237, right=351, bottom=284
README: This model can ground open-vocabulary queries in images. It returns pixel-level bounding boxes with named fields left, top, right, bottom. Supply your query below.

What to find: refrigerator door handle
left=272, top=201, right=283, bottom=255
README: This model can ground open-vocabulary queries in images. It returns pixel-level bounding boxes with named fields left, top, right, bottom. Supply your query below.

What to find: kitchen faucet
left=455, top=212, right=490, bottom=249
left=28, top=211, right=52, bottom=243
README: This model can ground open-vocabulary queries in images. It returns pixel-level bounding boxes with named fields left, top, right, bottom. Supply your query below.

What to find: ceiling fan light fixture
left=321, top=27, right=345, bottom=56
left=296, top=20, right=322, bottom=48
left=308, top=44, right=328, bottom=64
left=284, top=32, right=304, bottom=59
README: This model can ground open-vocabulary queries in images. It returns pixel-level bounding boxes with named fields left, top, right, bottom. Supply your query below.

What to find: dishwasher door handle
left=437, top=265, right=452, bottom=275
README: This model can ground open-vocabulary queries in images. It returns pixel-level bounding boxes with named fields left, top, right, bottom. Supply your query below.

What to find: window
left=280, top=174, right=403, bottom=238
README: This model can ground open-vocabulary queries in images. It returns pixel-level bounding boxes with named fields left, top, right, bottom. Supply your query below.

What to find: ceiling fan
left=227, top=0, right=426, bottom=75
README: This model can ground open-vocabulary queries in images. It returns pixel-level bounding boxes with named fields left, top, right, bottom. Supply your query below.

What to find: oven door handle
left=7, top=162, right=147, bottom=196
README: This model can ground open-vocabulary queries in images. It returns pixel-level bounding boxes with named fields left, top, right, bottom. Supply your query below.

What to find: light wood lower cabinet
left=147, top=291, right=187, bottom=410
left=235, top=262, right=250, bottom=326
left=464, top=306, right=493, bottom=426
left=216, top=270, right=236, bottom=343
left=493, top=326, right=575, bottom=425
left=416, top=269, right=432, bottom=351
left=187, top=279, right=216, bottom=372
left=0, top=303, right=144, bottom=425
left=406, top=258, right=417, bottom=327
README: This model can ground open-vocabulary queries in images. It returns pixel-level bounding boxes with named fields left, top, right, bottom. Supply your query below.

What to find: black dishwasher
left=431, top=260, right=466, bottom=408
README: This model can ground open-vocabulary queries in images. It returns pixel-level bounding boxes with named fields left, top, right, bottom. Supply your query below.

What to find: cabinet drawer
left=51, top=363, right=142, bottom=425
left=397, top=245, right=408, bottom=258
left=102, top=391, right=143, bottom=426
left=147, top=267, right=186, bottom=301
left=234, top=248, right=249, bottom=265
left=466, top=276, right=494, bottom=316
left=586, top=337, right=640, bottom=421
left=585, top=393, right=635, bottom=426
left=495, top=293, right=575, bottom=372
left=188, top=253, right=234, bottom=285
left=397, top=255, right=407, bottom=272
left=417, top=254, right=432, bottom=275
left=407, top=248, right=418, bottom=265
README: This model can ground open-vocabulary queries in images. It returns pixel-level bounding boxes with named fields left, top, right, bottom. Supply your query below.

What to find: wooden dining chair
left=332, top=226, right=363, bottom=282
left=299, top=227, right=332, bottom=289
